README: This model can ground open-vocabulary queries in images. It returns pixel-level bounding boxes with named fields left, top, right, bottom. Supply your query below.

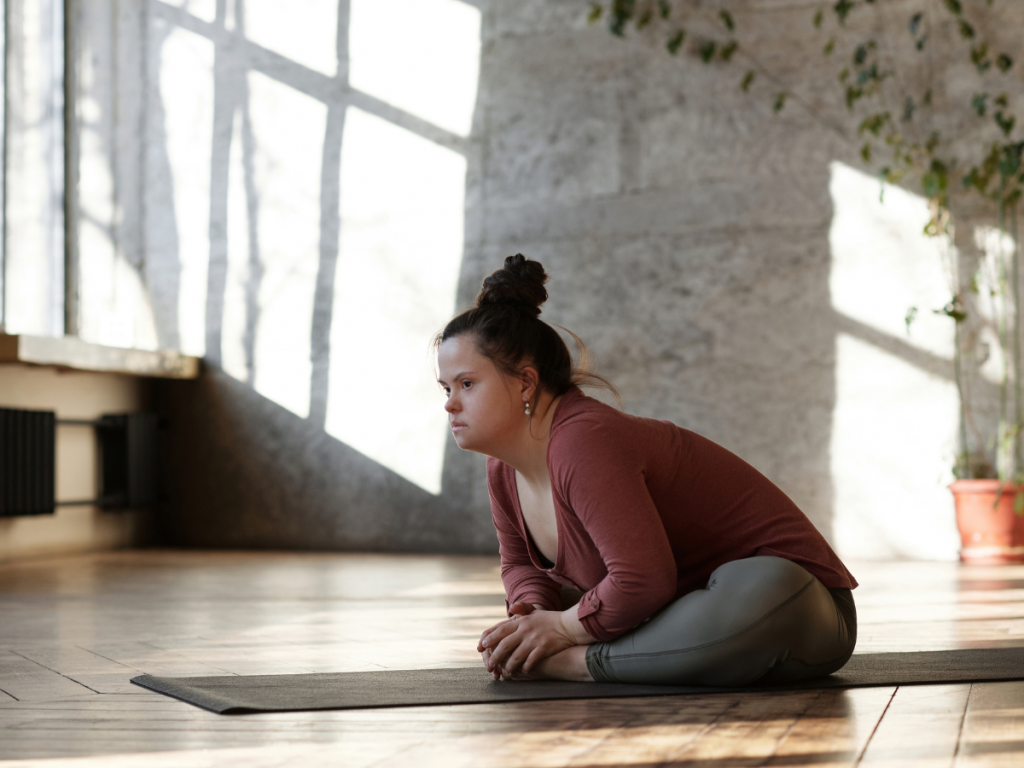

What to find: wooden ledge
left=0, top=334, right=201, bottom=379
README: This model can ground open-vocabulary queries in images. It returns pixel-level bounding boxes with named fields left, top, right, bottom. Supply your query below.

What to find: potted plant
left=589, top=0, right=1024, bottom=561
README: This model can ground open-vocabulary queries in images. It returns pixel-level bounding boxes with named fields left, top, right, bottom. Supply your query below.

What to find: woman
left=436, top=254, right=857, bottom=686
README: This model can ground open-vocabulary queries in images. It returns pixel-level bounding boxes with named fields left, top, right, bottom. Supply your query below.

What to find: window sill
left=0, top=334, right=201, bottom=379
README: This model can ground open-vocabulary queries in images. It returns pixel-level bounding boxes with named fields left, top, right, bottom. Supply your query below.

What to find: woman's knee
left=701, top=557, right=819, bottom=630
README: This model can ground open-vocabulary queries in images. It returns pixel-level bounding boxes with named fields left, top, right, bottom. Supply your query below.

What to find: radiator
left=0, top=408, right=158, bottom=516
left=0, top=408, right=56, bottom=517
left=97, top=414, right=158, bottom=509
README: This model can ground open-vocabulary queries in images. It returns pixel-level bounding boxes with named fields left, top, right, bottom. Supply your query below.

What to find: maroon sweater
left=487, top=387, right=857, bottom=642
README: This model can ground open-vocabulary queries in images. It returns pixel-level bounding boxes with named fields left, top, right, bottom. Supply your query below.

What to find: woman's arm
left=489, top=463, right=562, bottom=613
left=554, top=418, right=679, bottom=641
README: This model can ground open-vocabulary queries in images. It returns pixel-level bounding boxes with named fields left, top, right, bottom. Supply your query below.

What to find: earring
left=524, top=401, right=531, bottom=416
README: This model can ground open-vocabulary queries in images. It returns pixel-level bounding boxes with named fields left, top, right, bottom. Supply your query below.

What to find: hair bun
left=476, top=254, right=548, bottom=318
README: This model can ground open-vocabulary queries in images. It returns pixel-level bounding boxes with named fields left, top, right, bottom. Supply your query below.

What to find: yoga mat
left=130, top=646, right=1024, bottom=714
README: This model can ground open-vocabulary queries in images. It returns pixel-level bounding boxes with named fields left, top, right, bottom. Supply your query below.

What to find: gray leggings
left=582, top=556, right=857, bottom=686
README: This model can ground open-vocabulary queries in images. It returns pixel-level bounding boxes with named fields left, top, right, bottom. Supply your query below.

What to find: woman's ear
left=518, top=365, right=540, bottom=403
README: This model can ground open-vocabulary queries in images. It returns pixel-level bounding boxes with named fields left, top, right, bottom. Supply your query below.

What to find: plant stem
left=954, top=316, right=969, bottom=477
left=998, top=178, right=1010, bottom=479
left=1013, top=201, right=1022, bottom=478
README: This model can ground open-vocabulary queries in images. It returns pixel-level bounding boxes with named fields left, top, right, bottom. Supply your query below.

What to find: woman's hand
left=477, top=608, right=580, bottom=678
left=478, top=603, right=535, bottom=680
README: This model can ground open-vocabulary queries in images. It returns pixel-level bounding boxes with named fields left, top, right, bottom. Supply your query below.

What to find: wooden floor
left=1, top=551, right=1023, bottom=766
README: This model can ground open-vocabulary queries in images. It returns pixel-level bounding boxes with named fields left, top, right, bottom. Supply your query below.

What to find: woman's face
left=438, top=334, right=526, bottom=456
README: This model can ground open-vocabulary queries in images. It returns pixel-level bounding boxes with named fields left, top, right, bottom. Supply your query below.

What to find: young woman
left=436, top=254, right=857, bottom=686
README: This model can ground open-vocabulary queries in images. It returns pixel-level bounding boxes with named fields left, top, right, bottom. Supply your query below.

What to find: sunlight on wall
left=247, top=71, right=326, bottom=418
left=832, top=334, right=961, bottom=559
left=349, top=0, right=481, bottom=137
left=160, top=26, right=214, bottom=357
left=4, top=0, right=63, bottom=336
left=829, top=162, right=955, bottom=359
left=242, top=0, right=338, bottom=77
left=77, top=42, right=157, bottom=351
left=220, top=109, right=251, bottom=383
left=828, top=162, right=960, bottom=560
left=325, top=107, right=466, bottom=494
left=182, top=0, right=216, bottom=24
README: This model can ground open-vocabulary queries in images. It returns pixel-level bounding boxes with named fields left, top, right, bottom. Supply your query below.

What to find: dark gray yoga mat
left=130, top=646, right=1024, bottom=714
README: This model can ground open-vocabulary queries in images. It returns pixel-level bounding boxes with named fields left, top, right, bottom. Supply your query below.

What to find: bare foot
left=507, top=645, right=592, bottom=682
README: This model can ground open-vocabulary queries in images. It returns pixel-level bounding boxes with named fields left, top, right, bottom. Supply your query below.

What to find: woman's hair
left=434, top=254, right=621, bottom=407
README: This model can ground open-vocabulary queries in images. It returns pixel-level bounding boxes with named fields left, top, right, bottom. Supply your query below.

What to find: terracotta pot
left=949, top=479, right=1024, bottom=564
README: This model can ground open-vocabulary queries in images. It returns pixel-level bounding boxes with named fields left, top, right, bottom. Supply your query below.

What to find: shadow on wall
left=156, top=368, right=489, bottom=552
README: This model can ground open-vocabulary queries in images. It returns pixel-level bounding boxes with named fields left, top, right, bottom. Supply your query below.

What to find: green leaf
left=667, top=29, right=685, bottom=54
left=909, top=12, right=923, bottom=36
left=834, top=0, right=855, bottom=25
left=658, top=0, right=671, bottom=19
left=699, top=40, right=717, bottom=63
left=935, top=296, right=966, bottom=322
left=942, top=0, right=963, bottom=15
left=916, top=34, right=928, bottom=51
left=719, top=10, right=735, bottom=32
left=923, top=89, right=933, bottom=106
left=774, top=92, right=788, bottom=113
left=905, top=307, right=918, bottom=333
left=824, top=38, right=836, bottom=55
left=858, top=112, right=890, bottom=136
left=814, top=9, right=824, bottom=28
left=741, top=70, right=756, bottom=92
left=839, top=68, right=850, bottom=83
left=1015, top=490, right=1023, bottom=515
left=854, top=43, right=870, bottom=65
left=958, top=19, right=975, bottom=39
left=963, top=167, right=987, bottom=193
left=996, top=111, right=1016, bottom=136
left=608, top=0, right=636, bottom=36
left=995, top=93, right=1009, bottom=108
left=973, top=93, right=988, bottom=116
left=721, top=41, right=738, bottom=61
left=846, top=84, right=864, bottom=110
left=972, top=43, right=991, bottom=73
left=1000, top=143, right=1023, bottom=177
left=861, top=142, right=872, bottom=163
left=997, top=54, right=1014, bottom=73
left=921, top=159, right=950, bottom=206
left=636, top=10, right=652, bottom=29
left=588, top=3, right=603, bottom=24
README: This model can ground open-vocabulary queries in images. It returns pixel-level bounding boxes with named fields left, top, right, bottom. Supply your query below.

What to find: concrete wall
left=67, top=0, right=1024, bottom=558
left=0, top=365, right=152, bottom=562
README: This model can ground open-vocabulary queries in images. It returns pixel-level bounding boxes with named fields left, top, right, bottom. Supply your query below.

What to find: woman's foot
left=500, top=645, right=593, bottom=682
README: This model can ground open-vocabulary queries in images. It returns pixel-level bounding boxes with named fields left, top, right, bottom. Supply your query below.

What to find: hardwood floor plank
left=10, top=645, right=140, bottom=694
left=765, top=686, right=897, bottom=767
left=78, top=641, right=241, bottom=677
left=858, top=684, right=972, bottom=767
left=0, top=651, right=97, bottom=701
left=954, top=681, right=1024, bottom=768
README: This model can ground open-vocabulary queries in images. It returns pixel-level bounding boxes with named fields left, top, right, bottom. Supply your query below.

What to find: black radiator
left=0, top=408, right=56, bottom=517
left=0, top=408, right=158, bottom=516
left=97, top=414, right=158, bottom=509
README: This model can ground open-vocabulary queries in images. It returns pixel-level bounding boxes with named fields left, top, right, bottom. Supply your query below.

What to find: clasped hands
left=477, top=602, right=580, bottom=680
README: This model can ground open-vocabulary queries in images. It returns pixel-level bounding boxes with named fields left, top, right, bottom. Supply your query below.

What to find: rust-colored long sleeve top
left=487, top=387, right=857, bottom=642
